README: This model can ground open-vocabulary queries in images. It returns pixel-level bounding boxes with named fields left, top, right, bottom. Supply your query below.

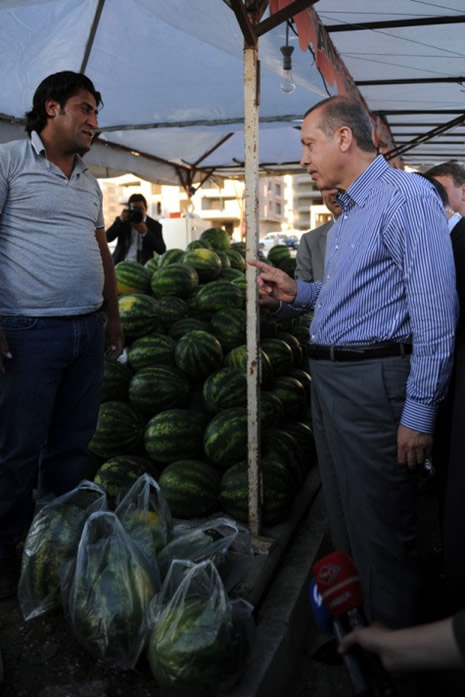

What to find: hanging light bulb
left=279, top=23, right=295, bottom=94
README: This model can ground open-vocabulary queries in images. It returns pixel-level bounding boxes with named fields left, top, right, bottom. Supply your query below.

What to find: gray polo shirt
left=0, top=131, right=105, bottom=316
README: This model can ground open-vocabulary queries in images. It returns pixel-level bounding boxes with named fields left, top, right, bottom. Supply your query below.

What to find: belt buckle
left=329, top=346, right=335, bottom=361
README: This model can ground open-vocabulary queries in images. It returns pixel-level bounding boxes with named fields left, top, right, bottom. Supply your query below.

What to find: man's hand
left=0, top=329, right=12, bottom=374
left=248, top=259, right=297, bottom=304
left=104, top=318, right=125, bottom=361
left=397, top=424, right=433, bottom=469
left=120, top=208, right=130, bottom=222
left=132, top=221, right=148, bottom=236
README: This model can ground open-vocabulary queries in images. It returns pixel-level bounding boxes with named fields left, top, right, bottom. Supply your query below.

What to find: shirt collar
left=337, top=155, right=388, bottom=211
left=30, top=131, right=88, bottom=175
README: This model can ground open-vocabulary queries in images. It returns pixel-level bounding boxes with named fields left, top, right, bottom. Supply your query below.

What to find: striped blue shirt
left=292, top=156, right=458, bottom=433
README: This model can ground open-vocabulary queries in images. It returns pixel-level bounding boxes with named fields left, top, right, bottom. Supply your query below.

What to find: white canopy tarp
left=0, top=0, right=464, bottom=183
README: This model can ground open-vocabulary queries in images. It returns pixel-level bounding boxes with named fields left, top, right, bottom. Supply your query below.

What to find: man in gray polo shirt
left=0, top=71, right=124, bottom=598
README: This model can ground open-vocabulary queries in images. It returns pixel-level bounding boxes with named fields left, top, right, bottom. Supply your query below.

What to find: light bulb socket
left=280, top=44, right=294, bottom=71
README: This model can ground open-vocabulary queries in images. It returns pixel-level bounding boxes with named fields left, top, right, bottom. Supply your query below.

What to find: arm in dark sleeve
left=144, top=218, right=166, bottom=254
left=106, top=217, right=129, bottom=243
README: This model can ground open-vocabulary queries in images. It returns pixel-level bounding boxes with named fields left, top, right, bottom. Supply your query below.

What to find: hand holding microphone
left=313, top=550, right=397, bottom=697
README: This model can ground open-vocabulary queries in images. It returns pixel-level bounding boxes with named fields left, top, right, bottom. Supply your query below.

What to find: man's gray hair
left=304, top=96, right=376, bottom=153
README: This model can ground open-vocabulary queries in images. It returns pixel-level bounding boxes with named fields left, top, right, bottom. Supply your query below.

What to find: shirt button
left=311, top=334, right=316, bottom=340
left=326, top=274, right=330, bottom=279
left=344, top=215, right=348, bottom=220
left=318, top=303, right=321, bottom=308
left=335, top=244, right=339, bottom=250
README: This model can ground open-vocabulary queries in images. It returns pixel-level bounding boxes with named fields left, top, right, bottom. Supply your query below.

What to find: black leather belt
left=308, top=342, right=412, bottom=361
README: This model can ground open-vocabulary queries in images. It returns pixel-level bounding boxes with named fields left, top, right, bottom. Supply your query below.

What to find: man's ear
left=461, top=183, right=465, bottom=202
left=338, top=125, right=353, bottom=153
left=45, top=98, right=58, bottom=118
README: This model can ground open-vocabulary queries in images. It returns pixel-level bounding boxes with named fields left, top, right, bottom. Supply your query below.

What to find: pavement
left=228, top=472, right=465, bottom=697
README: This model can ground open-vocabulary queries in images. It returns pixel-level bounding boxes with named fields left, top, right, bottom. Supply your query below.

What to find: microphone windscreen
left=313, top=550, right=364, bottom=617
left=309, top=579, right=334, bottom=635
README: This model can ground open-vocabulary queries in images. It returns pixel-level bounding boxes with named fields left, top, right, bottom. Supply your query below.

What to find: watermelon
left=220, top=459, right=295, bottom=526
left=230, top=242, right=246, bottom=257
left=144, top=409, right=205, bottom=464
left=151, top=262, right=199, bottom=298
left=215, top=250, right=231, bottom=269
left=182, top=248, right=222, bottom=282
left=200, top=227, right=231, bottom=250
left=186, top=239, right=213, bottom=251
left=231, top=275, right=246, bottom=298
left=158, top=460, right=220, bottom=519
left=168, top=317, right=211, bottom=341
left=184, top=285, right=204, bottom=317
left=157, top=295, right=189, bottom=326
left=271, top=375, right=307, bottom=419
left=157, top=248, right=185, bottom=268
left=277, top=331, right=304, bottom=367
left=94, top=455, right=157, bottom=507
left=261, top=338, right=294, bottom=376
left=148, top=590, right=239, bottom=694
left=18, top=486, right=104, bottom=619
left=65, top=512, right=156, bottom=669
left=144, top=255, right=160, bottom=274
left=293, top=325, right=311, bottom=346
left=196, top=280, right=243, bottom=316
left=129, top=365, right=190, bottom=414
left=283, top=421, right=317, bottom=469
left=118, top=293, right=161, bottom=339
left=89, top=401, right=146, bottom=458
left=114, top=261, right=152, bottom=295
left=262, top=428, right=305, bottom=489
left=202, top=367, right=247, bottom=414
left=224, top=344, right=274, bottom=388
left=267, top=244, right=290, bottom=267
left=219, top=267, right=245, bottom=282
left=288, top=368, right=312, bottom=402
left=210, top=308, right=246, bottom=352
left=101, top=360, right=133, bottom=403
left=278, top=257, right=297, bottom=277
left=260, top=390, right=284, bottom=428
left=224, top=249, right=246, bottom=272
left=127, top=334, right=176, bottom=371
left=174, top=330, right=223, bottom=381
left=203, top=407, right=249, bottom=469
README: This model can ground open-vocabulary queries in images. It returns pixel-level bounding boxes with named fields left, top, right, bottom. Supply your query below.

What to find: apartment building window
left=275, top=202, right=282, bottom=215
left=275, top=183, right=282, bottom=196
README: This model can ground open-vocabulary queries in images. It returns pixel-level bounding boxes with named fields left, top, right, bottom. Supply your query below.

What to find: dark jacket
left=106, top=215, right=166, bottom=264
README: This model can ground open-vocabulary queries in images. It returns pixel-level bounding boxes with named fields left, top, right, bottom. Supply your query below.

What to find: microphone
left=313, top=551, right=397, bottom=697
left=309, top=579, right=334, bottom=635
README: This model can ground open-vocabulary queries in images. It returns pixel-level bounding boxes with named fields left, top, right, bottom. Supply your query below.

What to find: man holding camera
left=106, top=193, right=166, bottom=264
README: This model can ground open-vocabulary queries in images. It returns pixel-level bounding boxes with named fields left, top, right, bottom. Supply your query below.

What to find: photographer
left=106, top=193, right=166, bottom=264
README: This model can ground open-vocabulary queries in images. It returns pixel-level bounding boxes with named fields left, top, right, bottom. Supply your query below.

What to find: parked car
left=259, top=231, right=301, bottom=255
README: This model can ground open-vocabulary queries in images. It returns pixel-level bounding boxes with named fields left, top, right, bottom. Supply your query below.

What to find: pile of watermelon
left=90, top=227, right=317, bottom=527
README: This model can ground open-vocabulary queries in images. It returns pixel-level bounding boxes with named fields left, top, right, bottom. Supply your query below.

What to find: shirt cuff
left=453, top=611, right=465, bottom=662
left=400, top=399, right=437, bottom=434
left=267, top=301, right=283, bottom=317
left=293, top=280, right=318, bottom=309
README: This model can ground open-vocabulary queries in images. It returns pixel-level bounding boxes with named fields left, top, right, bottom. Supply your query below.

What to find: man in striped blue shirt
left=251, top=96, right=458, bottom=637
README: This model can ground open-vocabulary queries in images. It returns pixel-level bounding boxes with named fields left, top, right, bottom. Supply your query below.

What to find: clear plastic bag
left=115, top=472, right=171, bottom=582
left=62, top=510, right=159, bottom=670
left=157, top=516, right=238, bottom=580
left=147, top=560, right=252, bottom=697
left=18, top=480, right=107, bottom=621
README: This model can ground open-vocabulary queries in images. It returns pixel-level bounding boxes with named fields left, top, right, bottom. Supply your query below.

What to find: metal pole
left=244, top=43, right=261, bottom=536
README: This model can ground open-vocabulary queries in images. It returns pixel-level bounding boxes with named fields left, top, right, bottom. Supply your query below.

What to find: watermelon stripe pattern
left=158, top=460, right=220, bottom=519
left=182, top=249, right=222, bottom=282
left=151, top=263, right=199, bottom=298
left=118, top=294, right=161, bottom=339
left=203, top=407, right=249, bottom=469
left=129, top=366, right=190, bottom=415
left=127, top=334, right=176, bottom=371
left=174, top=330, right=223, bottom=381
left=115, top=261, right=152, bottom=295
left=202, top=367, right=247, bottom=414
left=144, top=409, right=205, bottom=464
left=89, top=401, right=146, bottom=458
left=196, top=280, right=243, bottom=316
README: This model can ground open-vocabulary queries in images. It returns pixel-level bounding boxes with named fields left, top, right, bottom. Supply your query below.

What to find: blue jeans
left=0, top=312, right=105, bottom=557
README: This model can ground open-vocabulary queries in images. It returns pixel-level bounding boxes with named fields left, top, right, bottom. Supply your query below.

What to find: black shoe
left=0, top=556, right=17, bottom=599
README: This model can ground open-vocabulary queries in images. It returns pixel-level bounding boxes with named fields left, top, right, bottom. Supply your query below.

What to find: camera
left=127, top=208, right=144, bottom=224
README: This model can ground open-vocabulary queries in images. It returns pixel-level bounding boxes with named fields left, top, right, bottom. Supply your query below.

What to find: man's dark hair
left=426, top=161, right=465, bottom=187
left=304, top=96, right=376, bottom=153
left=25, top=71, right=102, bottom=136
left=414, top=172, right=449, bottom=207
left=128, top=193, right=148, bottom=209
